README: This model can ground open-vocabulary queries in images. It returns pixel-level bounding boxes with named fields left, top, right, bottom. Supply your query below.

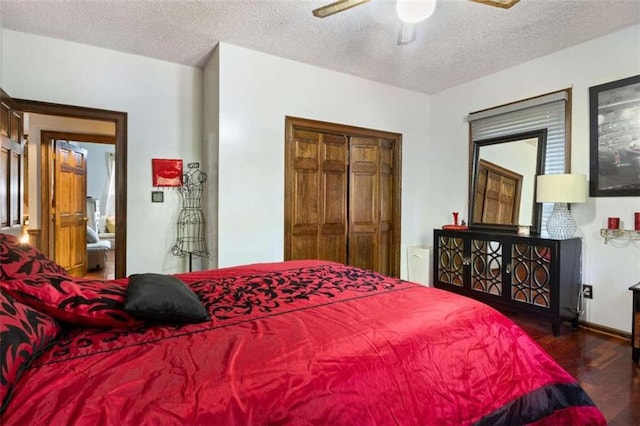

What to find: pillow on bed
left=0, top=290, right=61, bottom=413
left=124, top=273, right=211, bottom=324
left=0, top=274, right=141, bottom=328
left=0, top=233, right=68, bottom=280
left=105, top=216, right=116, bottom=233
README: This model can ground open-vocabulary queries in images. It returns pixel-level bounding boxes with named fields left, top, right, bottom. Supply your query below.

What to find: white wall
left=214, top=43, right=431, bottom=276
left=202, top=46, right=220, bottom=271
left=429, top=24, right=640, bottom=333
left=2, top=30, right=203, bottom=275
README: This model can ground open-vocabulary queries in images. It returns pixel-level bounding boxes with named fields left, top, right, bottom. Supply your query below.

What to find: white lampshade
left=536, top=174, right=587, bottom=203
left=536, top=174, right=587, bottom=239
left=396, top=0, right=437, bottom=23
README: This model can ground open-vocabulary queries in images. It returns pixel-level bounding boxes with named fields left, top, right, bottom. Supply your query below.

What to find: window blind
left=469, top=92, right=569, bottom=235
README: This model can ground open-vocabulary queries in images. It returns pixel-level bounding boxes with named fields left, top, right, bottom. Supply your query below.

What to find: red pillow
left=0, top=290, right=61, bottom=413
left=0, top=233, right=68, bottom=280
left=0, top=274, right=141, bottom=329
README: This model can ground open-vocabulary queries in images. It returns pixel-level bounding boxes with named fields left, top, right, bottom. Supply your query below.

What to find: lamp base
left=546, top=203, right=577, bottom=239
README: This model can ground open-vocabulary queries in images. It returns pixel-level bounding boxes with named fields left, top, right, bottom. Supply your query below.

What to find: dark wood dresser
left=433, top=229, right=581, bottom=336
left=630, top=282, right=640, bottom=363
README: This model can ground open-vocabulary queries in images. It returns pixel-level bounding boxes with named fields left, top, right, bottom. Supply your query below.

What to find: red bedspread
left=2, top=261, right=605, bottom=425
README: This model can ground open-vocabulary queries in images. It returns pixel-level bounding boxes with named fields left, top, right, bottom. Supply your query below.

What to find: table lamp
left=536, top=174, right=587, bottom=239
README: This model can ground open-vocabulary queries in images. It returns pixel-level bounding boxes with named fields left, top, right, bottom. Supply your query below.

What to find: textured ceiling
left=1, top=0, right=639, bottom=94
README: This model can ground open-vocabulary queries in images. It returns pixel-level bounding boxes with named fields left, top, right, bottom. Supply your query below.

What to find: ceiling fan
left=312, top=0, right=520, bottom=45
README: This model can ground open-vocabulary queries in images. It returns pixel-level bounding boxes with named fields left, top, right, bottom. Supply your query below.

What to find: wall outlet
left=583, top=284, right=593, bottom=299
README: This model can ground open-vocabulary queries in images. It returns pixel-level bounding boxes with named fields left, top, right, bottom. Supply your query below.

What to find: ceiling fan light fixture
left=396, top=0, right=437, bottom=23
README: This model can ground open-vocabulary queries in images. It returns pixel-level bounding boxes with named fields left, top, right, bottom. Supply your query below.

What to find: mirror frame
left=469, top=129, right=547, bottom=234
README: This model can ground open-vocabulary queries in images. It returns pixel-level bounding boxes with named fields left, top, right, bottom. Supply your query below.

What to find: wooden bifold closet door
left=284, top=117, right=401, bottom=277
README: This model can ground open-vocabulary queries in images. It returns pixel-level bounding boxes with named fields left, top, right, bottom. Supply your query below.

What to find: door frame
left=14, top=98, right=128, bottom=278
left=40, top=131, right=116, bottom=263
left=284, top=116, right=402, bottom=277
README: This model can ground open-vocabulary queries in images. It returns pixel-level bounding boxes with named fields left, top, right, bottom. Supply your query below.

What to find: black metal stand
left=171, top=163, right=209, bottom=271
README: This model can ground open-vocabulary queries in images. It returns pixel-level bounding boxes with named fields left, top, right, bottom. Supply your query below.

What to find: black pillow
left=124, top=273, right=211, bottom=324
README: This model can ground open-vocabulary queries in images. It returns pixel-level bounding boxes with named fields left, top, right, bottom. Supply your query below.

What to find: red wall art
left=152, top=158, right=183, bottom=187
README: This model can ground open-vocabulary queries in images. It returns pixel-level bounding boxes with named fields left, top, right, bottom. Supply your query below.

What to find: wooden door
left=377, top=139, right=395, bottom=276
left=348, top=137, right=396, bottom=274
left=320, top=133, right=348, bottom=262
left=1, top=90, right=24, bottom=234
left=287, top=129, right=348, bottom=263
left=0, top=138, right=22, bottom=230
left=475, top=159, right=522, bottom=225
left=284, top=117, right=402, bottom=277
left=348, top=137, right=379, bottom=271
left=53, top=141, right=88, bottom=276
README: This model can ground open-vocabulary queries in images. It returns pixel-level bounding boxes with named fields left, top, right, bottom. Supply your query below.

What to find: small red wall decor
left=152, top=158, right=183, bottom=187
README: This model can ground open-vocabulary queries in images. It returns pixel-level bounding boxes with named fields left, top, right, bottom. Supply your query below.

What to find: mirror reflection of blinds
left=468, top=90, right=569, bottom=236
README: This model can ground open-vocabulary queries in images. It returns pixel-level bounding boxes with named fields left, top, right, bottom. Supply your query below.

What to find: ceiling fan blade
left=312, top=0, right=370, bottom=18
left=470, top=0, right=520, bottom=9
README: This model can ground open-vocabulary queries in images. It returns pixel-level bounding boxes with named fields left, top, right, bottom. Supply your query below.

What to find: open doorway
left=78, top=139, right=117, bottom=279
left=14, top=98, right=128, bottom=278
left=36, top=128, right=116, bottom=278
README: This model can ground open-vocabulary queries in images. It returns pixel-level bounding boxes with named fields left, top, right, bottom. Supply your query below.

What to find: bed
left=0, top=233, right=606, bottom=425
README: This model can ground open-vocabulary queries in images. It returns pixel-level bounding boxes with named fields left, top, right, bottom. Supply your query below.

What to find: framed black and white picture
left=589, top=74, right=640, bottom=197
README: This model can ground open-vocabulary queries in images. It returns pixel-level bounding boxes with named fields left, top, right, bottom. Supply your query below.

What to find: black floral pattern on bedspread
left=35, top=265, right=414, bottom=364
left=0, top=234, right=68, bottom=280
left=192, top=264, right=404, bottom=320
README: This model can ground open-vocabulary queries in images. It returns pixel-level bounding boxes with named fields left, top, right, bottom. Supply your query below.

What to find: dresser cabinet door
left=435, top=233, right=465, bottom=288
left=470, top=237, right=504, bottom=297
left=510, top=241, right=554, bottom=310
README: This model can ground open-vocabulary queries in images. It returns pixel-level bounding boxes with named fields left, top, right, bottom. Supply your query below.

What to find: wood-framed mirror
left=469, top=129, right=547, bottom=234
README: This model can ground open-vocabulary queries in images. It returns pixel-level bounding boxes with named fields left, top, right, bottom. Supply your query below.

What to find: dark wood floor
left=508, top=314, right=640, bottom=426
left=84, top=249, right=115, bottom=280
